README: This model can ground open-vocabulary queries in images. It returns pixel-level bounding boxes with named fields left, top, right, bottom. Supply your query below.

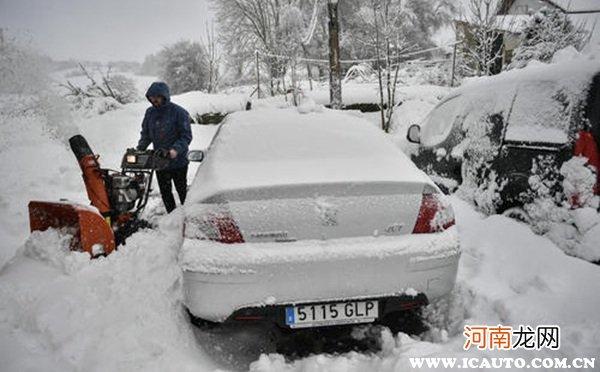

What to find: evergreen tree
left=509, top=7, right=587, bottom=69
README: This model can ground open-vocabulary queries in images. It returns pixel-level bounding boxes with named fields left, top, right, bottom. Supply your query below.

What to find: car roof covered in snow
left=419, top=58, right=600, bottom=146
left=451, top=58, right=600, bottom=101
left=188, top=108, right=432, bottom=202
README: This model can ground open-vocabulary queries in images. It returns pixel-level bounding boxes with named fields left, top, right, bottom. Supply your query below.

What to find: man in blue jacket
left=137, top=82, right=193, bottom=213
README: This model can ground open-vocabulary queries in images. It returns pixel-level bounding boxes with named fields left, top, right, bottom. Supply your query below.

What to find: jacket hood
left=146, top=82, right=171, bottom=102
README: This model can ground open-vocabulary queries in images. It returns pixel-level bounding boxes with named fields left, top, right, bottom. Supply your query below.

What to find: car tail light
left=573, top=130, right=600, bottom=196
left=207, top=214, right=244, bottom=244
left=185, top=205, right=245, bottom=244
left=412, top=187, right=455, bottom=234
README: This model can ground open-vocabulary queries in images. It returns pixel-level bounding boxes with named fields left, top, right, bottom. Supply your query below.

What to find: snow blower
left=28, top=135, right=169, bottom=257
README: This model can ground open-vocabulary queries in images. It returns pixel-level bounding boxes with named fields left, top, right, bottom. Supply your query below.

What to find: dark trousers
left=156, top=166, right=188, bottom=213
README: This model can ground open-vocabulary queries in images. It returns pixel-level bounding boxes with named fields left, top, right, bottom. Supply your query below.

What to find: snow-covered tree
left=212, top=0, right=329, bottom=94
left=456, top=0, right=504, bottom=77
left=212, top=0, right=288, bottom=94
left=204, top=22, right=222, bottom=94
left=342, top=0, right=454, bottom=60
left=343, top=0, right=454, bottom=132
left=158, top=40, right=210, bottom=94
left=0, top=31, right=75, bottom=140
left=508, top=7, right=588, bottom=69
left=0, top=32, right=48, bottom=94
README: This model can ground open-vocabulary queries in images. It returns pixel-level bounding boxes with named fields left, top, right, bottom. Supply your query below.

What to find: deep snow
left=1, top=78, right=599, bottom=371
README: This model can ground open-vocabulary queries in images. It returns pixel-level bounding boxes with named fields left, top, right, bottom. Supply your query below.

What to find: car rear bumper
left=180, top=228, right=460, bottom=323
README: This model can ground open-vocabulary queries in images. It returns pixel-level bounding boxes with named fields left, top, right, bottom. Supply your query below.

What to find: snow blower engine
left=28, top=135, right=170, bottom=257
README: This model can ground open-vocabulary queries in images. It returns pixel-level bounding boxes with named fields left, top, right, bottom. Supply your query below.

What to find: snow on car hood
left=188, top=108, right=433, bottom=203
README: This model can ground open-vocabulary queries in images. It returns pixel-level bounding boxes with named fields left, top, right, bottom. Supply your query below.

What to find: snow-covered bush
left=457, top=161, right=507, bottom=216
left=343, top=63, right=376, bottom=84
left=508, top=7, right=588, bottom=69
left=61, top=64, right=139, bottom=114
left=520, top=157, right=599, bottom=261
left=67, top=96, right=123, bottom=116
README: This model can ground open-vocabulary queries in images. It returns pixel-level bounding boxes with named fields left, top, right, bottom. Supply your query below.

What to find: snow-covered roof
left=549, top=0, right=600, bottom=13
left=188, top=108, right=431, bottom=202
left=493, top=8, right=600, bottom=38
left=497, top=0, right=600, bottom=14
left=570, top=12, right=600, bottom=42
left=494, top=14, right=531, bottom=32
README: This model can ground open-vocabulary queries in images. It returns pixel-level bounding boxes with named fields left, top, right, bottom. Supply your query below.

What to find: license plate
left=285, top=300, right=378, bottom=328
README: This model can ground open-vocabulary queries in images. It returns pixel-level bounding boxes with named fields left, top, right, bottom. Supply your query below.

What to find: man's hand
left=155, top=149, right=170, bottom=158
left=169, top=149, right=177, bottom=159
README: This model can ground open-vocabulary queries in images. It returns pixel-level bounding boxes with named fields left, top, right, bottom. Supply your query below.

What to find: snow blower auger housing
left=28, top=135, right=170, bottom=258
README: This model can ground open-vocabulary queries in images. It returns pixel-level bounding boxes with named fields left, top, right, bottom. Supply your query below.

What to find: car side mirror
left=406, top=124, right=421, bottom=144
left=187, top=150, right=204, bottom=162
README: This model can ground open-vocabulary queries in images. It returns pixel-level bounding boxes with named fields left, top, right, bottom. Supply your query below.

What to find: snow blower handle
left=121, top=148, right=170, bottom=171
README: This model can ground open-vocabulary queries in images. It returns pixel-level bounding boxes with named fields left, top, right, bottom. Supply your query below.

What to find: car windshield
left=504, top=81, right=570, bottom=144
left=419, top=95, right=462, bottom=147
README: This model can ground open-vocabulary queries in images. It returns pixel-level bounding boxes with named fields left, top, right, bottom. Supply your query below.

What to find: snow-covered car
left=407, top=60, right=600, bottom=212
left=179, top=108, right=459, bottom=331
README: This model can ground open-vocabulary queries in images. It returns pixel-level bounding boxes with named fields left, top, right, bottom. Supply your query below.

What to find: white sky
left=0, top=0, right=214, bottom=62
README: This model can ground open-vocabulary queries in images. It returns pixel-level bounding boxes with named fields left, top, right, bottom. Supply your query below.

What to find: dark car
left=406, top=60, right=600, bottom=213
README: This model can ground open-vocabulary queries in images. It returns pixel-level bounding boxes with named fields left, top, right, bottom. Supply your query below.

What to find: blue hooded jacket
left=137, top=82, right=193, bottom=169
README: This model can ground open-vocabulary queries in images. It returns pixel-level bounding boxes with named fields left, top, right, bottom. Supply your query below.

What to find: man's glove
left=155, top=148, right=170, bottom=159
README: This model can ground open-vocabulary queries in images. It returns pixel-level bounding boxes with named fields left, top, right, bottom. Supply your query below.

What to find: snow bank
left=0, top=212, right=216, bottom=372
left=172, top=91, right=250, bottom=117
left=0, top=95, right=84, bottom=267
left=309, top=83, right=383, bottom=106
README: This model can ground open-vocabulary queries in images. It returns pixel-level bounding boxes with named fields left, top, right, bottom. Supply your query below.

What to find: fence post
left=255, top=50, right=261, bottom=99
left=327, top=0, right=342, bottom=109
left=451, top=42, right=458, bottom=87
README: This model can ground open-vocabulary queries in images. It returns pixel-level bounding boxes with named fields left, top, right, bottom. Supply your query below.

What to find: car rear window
left=504, top=81, right=570, bottom=144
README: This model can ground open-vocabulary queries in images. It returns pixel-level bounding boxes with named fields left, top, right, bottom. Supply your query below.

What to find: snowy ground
left=1, top=81, right=599, bottom=371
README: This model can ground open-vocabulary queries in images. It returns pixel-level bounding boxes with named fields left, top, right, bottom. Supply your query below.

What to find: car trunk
left=187, top=181, right=428, bottom=243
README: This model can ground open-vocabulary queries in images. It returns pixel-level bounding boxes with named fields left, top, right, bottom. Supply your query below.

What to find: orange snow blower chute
left=28, top=135, right=169, bottom=257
